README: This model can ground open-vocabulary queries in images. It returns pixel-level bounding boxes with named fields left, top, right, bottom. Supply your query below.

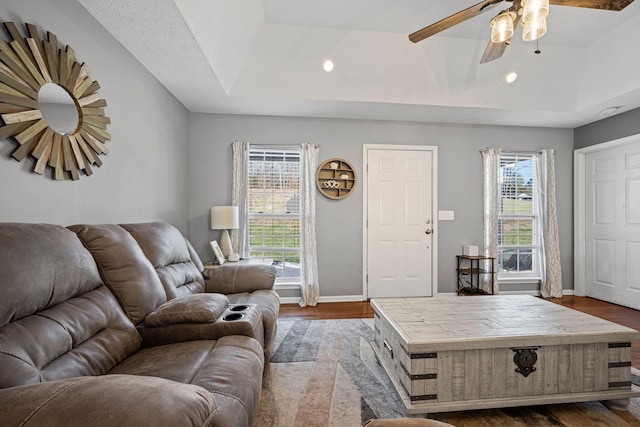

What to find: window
left=248, top=147, right=301, bottom=283
left=498, top=153, right=541, bottom=280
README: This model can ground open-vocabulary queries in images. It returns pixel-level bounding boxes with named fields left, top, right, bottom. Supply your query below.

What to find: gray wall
left=575, top=107, right=640, bottom=149
left=0, top=0, right=190, bottom=232
left=189, top=113, right=574, bottom=299
left=0, top=1, right=578, bottom=300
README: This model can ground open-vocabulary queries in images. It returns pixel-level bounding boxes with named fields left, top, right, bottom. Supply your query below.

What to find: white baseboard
left=279, top=297, right=300, bottom=304
left=319, top=295, right=366, bottom=303
left=279, top=290, right=575, bottom=305
left=498, top=289, right=574, bottom=296
left=279, top=295, right=366, bottom=305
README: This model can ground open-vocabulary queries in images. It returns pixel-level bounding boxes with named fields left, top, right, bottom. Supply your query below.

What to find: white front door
left=583, top=141, right=640, bottom=309
left=364, top=145, right=437, bottom=298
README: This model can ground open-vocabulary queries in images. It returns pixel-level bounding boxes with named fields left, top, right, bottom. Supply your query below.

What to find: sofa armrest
left=203, top=263, right=276, bottom=294
left=140, top=304, right=264, bottom=348
left=0, top=375, right=217, bottom=427
left=145, top=294, right=229, bottom=327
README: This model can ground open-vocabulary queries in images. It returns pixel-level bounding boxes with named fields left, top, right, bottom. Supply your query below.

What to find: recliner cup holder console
left=229, top=305, right=249, bottom=312
left=223, top=313, right=245, bottom=321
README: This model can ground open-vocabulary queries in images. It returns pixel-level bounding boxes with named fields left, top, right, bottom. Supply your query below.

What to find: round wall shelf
left=316, top=158, right=357, bottom=200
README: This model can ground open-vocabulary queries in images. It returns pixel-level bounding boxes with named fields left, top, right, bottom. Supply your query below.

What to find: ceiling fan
left=409, top=0, right=635, bottom=64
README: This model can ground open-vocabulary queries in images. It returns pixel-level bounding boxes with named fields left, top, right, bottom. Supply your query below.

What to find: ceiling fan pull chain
left=535, top=38, right=541, bottom=55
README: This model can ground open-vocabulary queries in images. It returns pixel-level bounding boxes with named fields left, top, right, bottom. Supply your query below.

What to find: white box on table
left=462, top=245, right=478, bottom=256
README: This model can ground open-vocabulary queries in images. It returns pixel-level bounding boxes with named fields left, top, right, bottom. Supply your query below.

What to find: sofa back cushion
left=120, top=223, right=205, bottom=300
left=69, top=224, right=167, bottom=325
left=0, top=224, right=141, bottom=389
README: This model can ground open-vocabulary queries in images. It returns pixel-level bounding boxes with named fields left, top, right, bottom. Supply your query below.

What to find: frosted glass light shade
left=490, top=12, right=515, bottom=43
left=522, top=0, right=549, bottom=23
left=522, top=13, right=547, bottom=41
left=210, top=206, right=239, bottom=230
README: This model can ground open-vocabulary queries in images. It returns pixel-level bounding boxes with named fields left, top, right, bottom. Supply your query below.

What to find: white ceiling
left=78, top=0, right=640, bottom=128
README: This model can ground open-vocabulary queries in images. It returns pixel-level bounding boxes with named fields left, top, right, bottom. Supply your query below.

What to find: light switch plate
left=439, top=210, right=455, bottom=221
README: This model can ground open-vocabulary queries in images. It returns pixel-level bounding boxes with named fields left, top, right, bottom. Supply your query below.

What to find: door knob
left=425, top=229, right=432, bottom=234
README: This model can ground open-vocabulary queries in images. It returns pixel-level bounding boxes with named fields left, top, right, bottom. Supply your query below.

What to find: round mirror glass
left=37, top=83, right=80, bottom=135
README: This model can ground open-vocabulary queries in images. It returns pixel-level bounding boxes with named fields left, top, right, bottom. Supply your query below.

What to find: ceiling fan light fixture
left=522, top=0, right=549, bottom=23
left=490, top=11, right=516, bottom=43
left=522, top=13, right=547, bottom=41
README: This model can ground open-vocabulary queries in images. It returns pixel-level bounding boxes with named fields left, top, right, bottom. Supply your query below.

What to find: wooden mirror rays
left=0, top=22, right=110, bottom=180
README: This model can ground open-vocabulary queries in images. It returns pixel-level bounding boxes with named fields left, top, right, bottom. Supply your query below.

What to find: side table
left=456, top=255, right=495, bottom=295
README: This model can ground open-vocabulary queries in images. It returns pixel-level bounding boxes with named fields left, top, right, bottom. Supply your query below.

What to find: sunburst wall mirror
left=0, top=22, right=110, bottom=180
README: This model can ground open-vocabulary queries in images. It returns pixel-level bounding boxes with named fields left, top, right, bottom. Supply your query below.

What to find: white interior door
left=364, top=145, right=437, bottom=298
left=584, top=141, right=640, bottom=309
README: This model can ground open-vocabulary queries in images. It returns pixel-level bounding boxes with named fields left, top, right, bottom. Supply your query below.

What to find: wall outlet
left=439, top=210, right=455, bottom=221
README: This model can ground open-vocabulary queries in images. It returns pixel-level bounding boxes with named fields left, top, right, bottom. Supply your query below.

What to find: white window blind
left=248, top=147, right=301, bottom=281
left=498, top=153, right=541, bottom=279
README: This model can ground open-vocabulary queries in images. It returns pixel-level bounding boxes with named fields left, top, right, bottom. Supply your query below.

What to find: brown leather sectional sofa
left=0, top=222, right=280, bottom=427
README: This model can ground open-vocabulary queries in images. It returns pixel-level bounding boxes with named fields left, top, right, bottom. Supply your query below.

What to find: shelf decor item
left=316, top=157, right=357, bottom=200
left=0, top=22, right=111, bottom=180
left=209, top=240, right=225, bottom=265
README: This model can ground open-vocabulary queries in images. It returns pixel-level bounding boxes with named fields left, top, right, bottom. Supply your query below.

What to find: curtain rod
left=479, top=148, right=555, bottom=155
left=247, top=143, right=314, bottom=150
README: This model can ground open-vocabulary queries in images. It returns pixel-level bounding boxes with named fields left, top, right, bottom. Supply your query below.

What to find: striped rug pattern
left=255, top=319, right=640, bottom=427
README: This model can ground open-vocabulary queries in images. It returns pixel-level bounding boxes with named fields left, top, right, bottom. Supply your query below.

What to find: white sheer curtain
left=482, top=148, right=562, bottom=297
left=537, top=149, right=563, bottom=298
left=231, top=141, right=250, bottom=259
left=299, top=143, right=320, bottom=307
left=481, top=148, right=501, bottom=294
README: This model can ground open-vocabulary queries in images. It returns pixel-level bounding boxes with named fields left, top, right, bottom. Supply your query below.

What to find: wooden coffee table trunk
left=371, top=295, right=640, bottom=415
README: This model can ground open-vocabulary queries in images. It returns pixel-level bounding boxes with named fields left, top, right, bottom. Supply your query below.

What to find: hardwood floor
left=279, top=301, right=375, bottom=320
left=279, top=295, right=640, bottom=368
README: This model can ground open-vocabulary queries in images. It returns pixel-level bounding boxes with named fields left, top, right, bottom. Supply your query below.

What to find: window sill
left=498, top=276, right=541, bottom=284
left=274, top=282, right=301, bottom=291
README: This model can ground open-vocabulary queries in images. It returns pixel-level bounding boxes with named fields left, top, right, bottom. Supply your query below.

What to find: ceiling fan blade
left=480, top=41, right=508, bottom=63
left=548, top=0, right=634, bottom=11
left=409, top=0, right=506, bottom=43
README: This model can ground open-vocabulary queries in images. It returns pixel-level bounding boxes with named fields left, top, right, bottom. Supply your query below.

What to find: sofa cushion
left=109, top=336, right=264, bottom=427
left=145, top=294, right=229, bottom=327
left=69, top=224, right=167, bottom=325
left=0, top=223, right=103, bottom=326
left=0, top=224, right=141, bottom=388
left=0, top=375, right=217, bottom=427
left=121, top=223, right=205, bottom=299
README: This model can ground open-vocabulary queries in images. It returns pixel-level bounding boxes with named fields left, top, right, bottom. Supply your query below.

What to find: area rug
left=255, top=319, right=640, bottom=427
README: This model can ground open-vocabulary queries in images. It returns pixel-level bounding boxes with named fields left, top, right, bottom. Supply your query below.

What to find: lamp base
left=227, top=253, right=240, bottom=262
left=219, top=229, right=233, bottom=258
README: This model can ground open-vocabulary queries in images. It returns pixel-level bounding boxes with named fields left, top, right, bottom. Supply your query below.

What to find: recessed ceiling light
left=323, top=60, right=334, bottom=72
left=506, top=72, right=517, bottom=83
left=600, top=106, right=622, bottom=115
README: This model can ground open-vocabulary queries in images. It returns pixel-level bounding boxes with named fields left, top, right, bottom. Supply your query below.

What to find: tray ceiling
left=78, top=0, right=640, bottom=127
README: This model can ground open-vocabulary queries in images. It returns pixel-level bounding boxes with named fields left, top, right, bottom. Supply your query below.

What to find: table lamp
left=210, top=206, right=239, bottom=261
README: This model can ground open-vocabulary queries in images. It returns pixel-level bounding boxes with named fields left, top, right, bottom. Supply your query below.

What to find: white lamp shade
left=522, top=0, right=549, bottom=23
left=522, top=13, right=547, bottom=41
left=210, top=206, right=239, bottom=230
left=490, top=12, right=515, bottom=43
